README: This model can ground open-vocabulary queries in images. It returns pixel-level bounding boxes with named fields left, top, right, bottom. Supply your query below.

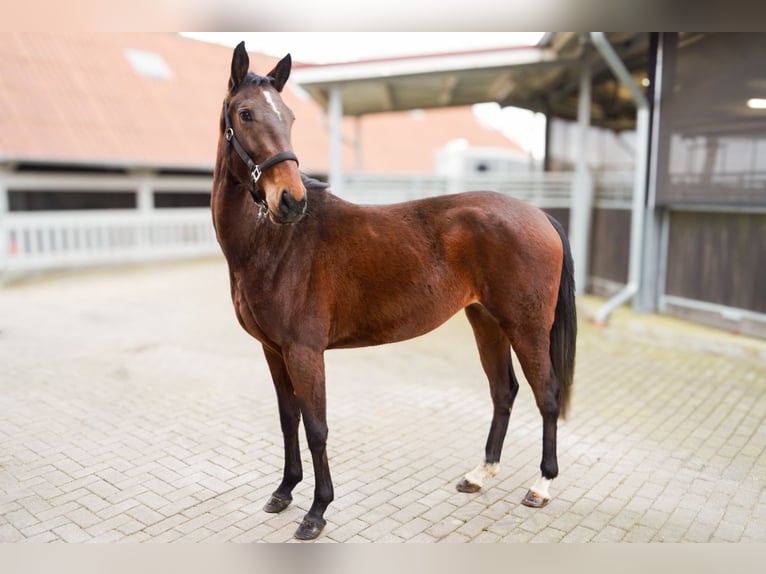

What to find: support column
left=136, top=176, right=154, bottom=213
left=543, top=100, right=552, bottom=172
left=328, top=85, right=344, bottom=196
left=637, top=32, right=668, bottom=314
left=353, top=116, right=363, bottom=172
left=591, top=32, right=651, bottom=324
left=135, top=171, right=154, bottom=257
left=569, top=41, right=593, bottom=295
left=0, top=167, right=9, bottom=280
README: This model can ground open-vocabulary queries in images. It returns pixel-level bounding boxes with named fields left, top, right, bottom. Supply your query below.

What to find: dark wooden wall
left=665, top=211, right=766, bottom=313
left=589, top=208, right=631, bottom=285
left=543, top=206, right=631, bottom=292
left=543, top=208, right=569, bottom=237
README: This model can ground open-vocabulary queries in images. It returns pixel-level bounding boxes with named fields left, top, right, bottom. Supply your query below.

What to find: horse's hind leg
left=508, top=330, right=561, bottom=508
left=262, top=346, right=303, bottom=513
left=456, top=303, right=520, bottom=493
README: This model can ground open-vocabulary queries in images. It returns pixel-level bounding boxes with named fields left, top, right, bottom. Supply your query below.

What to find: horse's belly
left=329, top=290, right=475, bottom=349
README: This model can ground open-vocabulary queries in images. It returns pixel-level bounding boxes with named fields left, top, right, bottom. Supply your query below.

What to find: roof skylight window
left=125, top=49, right=173, bottom=81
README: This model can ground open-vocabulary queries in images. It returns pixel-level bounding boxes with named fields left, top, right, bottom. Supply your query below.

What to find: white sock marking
left=263, top=90, right=282, bottom=120
left=464, top=461, right=500, bottom=488
left=529, top=475, right=552, bottom=499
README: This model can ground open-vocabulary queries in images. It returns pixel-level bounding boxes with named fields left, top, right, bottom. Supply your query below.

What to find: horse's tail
left=546, top=214, right=577, bottom=420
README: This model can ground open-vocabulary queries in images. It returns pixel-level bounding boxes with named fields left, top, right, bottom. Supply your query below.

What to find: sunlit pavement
left=1, top=259, right=764, bottom=542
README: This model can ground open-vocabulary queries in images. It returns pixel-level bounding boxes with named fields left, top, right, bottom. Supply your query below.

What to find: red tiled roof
left=0, top=33, right=524, bottom=174
left=348, top=108, right=524, bottom=173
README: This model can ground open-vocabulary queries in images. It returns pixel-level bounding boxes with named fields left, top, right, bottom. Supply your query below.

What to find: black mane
left=301, top=173, right=330, bottom=191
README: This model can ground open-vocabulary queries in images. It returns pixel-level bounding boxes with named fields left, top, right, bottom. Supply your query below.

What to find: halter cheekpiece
left=223, top=99, right=299, bottom=209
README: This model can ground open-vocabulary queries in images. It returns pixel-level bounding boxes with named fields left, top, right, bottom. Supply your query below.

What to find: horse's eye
left=239, top=109, right=253, bottom=122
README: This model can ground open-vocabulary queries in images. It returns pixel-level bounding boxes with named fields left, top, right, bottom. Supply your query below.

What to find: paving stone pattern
left=1, top=259, right=765, bottom=542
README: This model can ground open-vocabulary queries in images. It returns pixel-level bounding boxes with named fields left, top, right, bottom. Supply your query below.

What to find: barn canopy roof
left=291, top=33, right=651, bottom=131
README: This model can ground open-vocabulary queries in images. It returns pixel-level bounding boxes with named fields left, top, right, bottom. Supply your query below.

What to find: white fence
left=2, top=209, right=219, bottom=277
left=339, top=171, right=632, bottom=209
left=340, top=172, right=578, bottom=208
left=0, top=171, right=634, bottom=279
left=0, top=170, right=219, bottom=279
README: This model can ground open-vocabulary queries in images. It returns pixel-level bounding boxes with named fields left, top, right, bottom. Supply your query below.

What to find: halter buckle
left=225, top=128, right=234, bottom=142
left=251, top=165, right=263, bottom=184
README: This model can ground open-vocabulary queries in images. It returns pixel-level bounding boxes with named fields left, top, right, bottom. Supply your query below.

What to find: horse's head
left=222, top=42, right=307, bottom=224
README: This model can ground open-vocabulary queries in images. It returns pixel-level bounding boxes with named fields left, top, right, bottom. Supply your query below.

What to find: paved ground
left=1, top=258, right=765, bottom=543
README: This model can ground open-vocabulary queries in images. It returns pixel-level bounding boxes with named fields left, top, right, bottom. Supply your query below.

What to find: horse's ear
left=229, top=41, right=249, bottom=93
left=266, top=54, right=292, bottom=92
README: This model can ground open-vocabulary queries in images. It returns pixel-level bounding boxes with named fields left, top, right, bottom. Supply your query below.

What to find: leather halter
left=222, top=99, right=299, bottom=208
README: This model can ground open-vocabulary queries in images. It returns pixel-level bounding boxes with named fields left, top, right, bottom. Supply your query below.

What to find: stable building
left=1, top=32, right=764, bottom=337
left=290, top=33, right=766, bottom=337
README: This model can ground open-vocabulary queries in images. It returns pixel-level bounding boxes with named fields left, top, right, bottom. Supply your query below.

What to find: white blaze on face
left=263, top=90, right=282, bottom=120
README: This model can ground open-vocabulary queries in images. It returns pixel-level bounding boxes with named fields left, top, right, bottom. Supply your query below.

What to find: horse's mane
left=301, top=173, right=330, bottom=191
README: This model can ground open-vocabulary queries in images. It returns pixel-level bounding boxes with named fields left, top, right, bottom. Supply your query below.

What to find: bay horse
left=211, top=42, right=576, bottom=540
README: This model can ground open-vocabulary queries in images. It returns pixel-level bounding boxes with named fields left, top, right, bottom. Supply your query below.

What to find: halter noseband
left=223, top=99, right=299, bottom=208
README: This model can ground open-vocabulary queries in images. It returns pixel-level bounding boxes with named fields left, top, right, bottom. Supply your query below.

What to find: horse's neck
left=212, top=177, right=262, bottom=262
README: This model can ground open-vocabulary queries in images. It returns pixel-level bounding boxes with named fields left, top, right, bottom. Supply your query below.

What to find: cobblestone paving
left=1, top=259, right=765, bottom=542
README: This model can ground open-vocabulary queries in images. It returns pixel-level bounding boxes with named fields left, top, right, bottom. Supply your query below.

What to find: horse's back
left=319, top=190, right=554, bottom=237
left=313, top=189, right=562, bottom=276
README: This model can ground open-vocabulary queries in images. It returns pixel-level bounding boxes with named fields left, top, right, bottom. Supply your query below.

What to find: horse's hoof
left=521, top=489, right=550, bottom=508
left=456, top=478, right=481, bottom=493
left=263, top=493, right=292, bottom=514
left=294, top=518, right=325, bottom=541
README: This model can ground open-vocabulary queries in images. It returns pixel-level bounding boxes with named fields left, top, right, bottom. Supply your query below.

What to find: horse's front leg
left=282, top=345, right=334, bottom=540
left=262, top=346, right=303, bottom=513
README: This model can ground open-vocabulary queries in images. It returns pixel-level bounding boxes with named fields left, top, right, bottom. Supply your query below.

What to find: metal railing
left=3, top=208, right=219, bottom=276
left=1, top=171, right=635, bottom=279
left=340, top=173, right=450, bottom=204
left=339, top=171, right=632, bottom=209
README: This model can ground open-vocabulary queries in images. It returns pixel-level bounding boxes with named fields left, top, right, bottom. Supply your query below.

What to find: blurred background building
left=0, top=33, right=764, bottom=336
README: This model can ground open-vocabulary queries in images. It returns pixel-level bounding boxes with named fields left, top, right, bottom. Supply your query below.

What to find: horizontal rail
left=3, top=209, right=219, bottom=274
left=340, top=171, right=634, bottom=208
left=3, top=172, right=213, bottom=192
left=1, top=170, right=636, bottom=278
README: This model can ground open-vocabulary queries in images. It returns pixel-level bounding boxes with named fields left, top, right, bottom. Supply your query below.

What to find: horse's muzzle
left=273, top=189, right=308, bottom=224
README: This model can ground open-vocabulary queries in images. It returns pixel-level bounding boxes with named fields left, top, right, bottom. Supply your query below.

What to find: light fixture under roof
left=747, top=98, right=766, bottom=109
left=125, top=49, right=172, bottom=81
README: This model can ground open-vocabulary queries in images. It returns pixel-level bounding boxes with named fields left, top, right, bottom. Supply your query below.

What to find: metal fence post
left=0, top=167, right=10, bottom=282
left=329, top=86, right=344, bottom=197
left=569, top=40, right=593, bottom=296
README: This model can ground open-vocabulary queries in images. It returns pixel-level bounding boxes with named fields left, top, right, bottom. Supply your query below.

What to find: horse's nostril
left=279, top=189, right=292, bottom=214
